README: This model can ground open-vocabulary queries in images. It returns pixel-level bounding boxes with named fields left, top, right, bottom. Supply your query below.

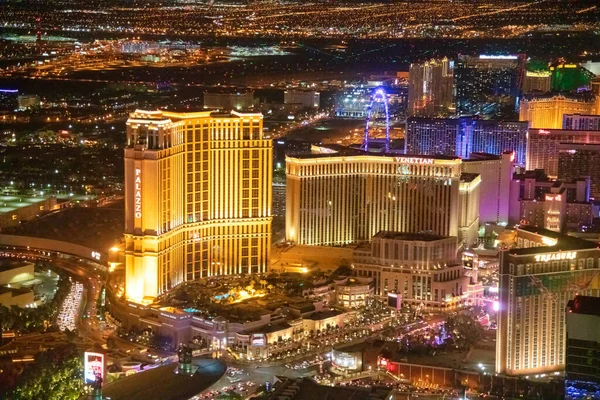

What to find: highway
left=0, top=247, right=110, bottom=347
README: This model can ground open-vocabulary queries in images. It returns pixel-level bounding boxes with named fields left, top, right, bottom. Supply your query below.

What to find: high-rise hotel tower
left=124, top=110, right=272, bottom=303
left=496, top=227, right=600, bottom=375
left=286, top=145, right=481, bottom=247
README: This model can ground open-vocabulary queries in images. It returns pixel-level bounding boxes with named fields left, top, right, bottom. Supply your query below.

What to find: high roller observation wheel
left=363, top=88, right=390, bottom=153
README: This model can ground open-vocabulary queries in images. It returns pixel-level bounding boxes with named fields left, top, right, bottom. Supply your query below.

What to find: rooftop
left=0, top=286, right=31, bottom=296
left=246, top=322, right=292, bottom=334
left=306, top=309, right=343, bottom=321
left=336, top=277, right=372, bottom=287
left=198, top=303, right=271, bottom=324
left=289, top=144, right=460, bottom=161
left=0, top=259, right=33, bottom=273
left=460, top=172, right=480, bottom=183
left=286, top=302, right=316, bottom=314
left=130, top=109, right=262, bottom=121
left=567, top=296, right=600, bottom=317
left=2, top=205, right=124, bottom=252
left=464, top=152, right=502, bottom=161
left=0, top=195, right=52, bottom=214
left=102, top=358, right=226, bottom=400
left=333, top=341, right=368, bottom=353
left=509, top=226, right=598, bottom=256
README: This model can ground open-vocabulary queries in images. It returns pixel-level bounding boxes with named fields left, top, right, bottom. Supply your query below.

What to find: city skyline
left=0, top=1, right=600, bottom=399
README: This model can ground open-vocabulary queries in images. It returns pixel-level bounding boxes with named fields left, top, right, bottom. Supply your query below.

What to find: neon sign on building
left=394, top=157, right=434, bottom=165
left=84, top=352, right=105, bottom=385
left=134, top=168, right=142, bottom=219
left=534, top=251, right=576, bottom=262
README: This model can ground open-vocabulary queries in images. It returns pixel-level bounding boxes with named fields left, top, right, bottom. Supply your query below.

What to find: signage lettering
left=395, top=157, right=434, bottom=165
left=134, top=168, right=142, bottom=219
left=534, top=251, right=576, bottom=263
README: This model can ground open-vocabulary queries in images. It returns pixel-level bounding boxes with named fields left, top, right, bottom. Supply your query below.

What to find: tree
left=444, top=313, right=484, bottom=349
left=5, top=344, right=84, bottom=400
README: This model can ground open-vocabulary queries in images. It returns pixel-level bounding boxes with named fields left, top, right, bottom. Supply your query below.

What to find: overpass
left=0, top=234, right=109, bottom=270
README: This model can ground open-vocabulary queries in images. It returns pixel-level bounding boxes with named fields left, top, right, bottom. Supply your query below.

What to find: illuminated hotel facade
left=407, top=57, right=454, bottom=117
left=519, top=95, right=599, bottom=130
left=124, top=110, right=272, bottom=303
left=525, top=128, right=600, bottom=177
left=285, top=145, right=480, bottom=247
left=496, top=227, right=600, bottom=376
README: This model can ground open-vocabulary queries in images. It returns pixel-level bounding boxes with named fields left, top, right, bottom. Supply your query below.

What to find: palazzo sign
left=534, top=251, right=576, bottom=263
left=135, top=168, right=142, bottom=220
left=394, top=157, right=434, bottom=165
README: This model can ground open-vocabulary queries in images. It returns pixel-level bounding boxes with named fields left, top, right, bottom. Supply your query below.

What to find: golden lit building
left=496, top=227, right=600, bottom=376
left=351, top=232, right=484, bottom=311
left=285, top=145, right=480, bottom=247
left=522, top=71, right=551, bottom=93
left=519, top=95, right=598, bottom=129
left=124, top=110, right=272, bottom=303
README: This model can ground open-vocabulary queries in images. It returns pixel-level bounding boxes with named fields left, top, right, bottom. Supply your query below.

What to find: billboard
left=331, top=349, right=360, bottom=371
left=387, top=292, right=401, bottom=310
left=252, top=334, right=265, bottom=347
left=84, top=352, right=105, bottom=386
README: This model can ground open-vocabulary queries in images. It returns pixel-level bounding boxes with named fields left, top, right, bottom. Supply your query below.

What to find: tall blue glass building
left=406, top=117, right=528, bottom=165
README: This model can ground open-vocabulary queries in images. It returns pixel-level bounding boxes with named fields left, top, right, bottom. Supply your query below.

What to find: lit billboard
left=252, top=334, right=265, bottom=347
left=84, top=352, right=105, bottom=386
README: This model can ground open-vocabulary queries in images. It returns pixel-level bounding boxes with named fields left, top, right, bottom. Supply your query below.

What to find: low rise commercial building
left=0, top=287, right=34, bottom=308
left=110, top=299, right=347, bottom=361
left=333, top=277, right=373, bottom=309
left=284, top=90, right=320, bottom=109
left=0, top=260, right=35, bottom=307
left=0, top=196, right=57, bottom=229
left=351, top=231, right=483, bottom=311
left=17, top=94, right=40, bottom=110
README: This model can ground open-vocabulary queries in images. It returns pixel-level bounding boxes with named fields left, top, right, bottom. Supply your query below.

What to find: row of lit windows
left=292, top=161, right=458, bottom=179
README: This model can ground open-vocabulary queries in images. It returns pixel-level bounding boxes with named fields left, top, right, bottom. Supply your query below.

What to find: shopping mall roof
left=508, top=226, right=598, bottom=256
left=305, top=309, right=343, bottom=321
left=0, top=195, right=50, bottom=214
left=247, top=321, right=292, bottom=334
left=0, top=258, right=32, bottom=273
left=102, top=358, right=226, bottom=400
